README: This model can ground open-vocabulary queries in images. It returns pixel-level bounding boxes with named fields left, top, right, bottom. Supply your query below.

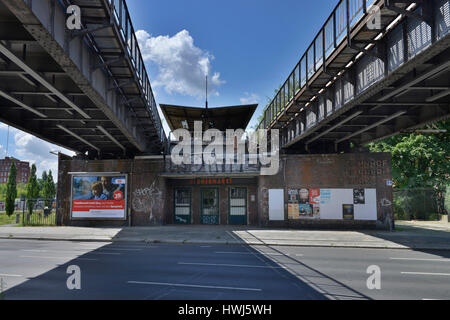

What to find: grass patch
left=1, top=210, right=56, bottom=227
left=0, top=212, right=19, bottom=226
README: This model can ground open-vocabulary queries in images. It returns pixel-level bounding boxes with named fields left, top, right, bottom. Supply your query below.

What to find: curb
left=1, top=235, right=450, bottom=251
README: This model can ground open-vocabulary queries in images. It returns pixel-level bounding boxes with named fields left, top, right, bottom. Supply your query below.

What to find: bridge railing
left=257, top=0, right=376, bottom=132
left=107, top=0, right=167, bottom=145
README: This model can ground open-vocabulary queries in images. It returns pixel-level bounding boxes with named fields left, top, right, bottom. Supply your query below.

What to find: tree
left=5, top=161, right=17, bottom=217
left=42, top=170, right=56, bottom=207
left=369, top=121, right=449, bottom=189
left=26, top=164, right=40, bottom=215
left=369, top=120, right=450, bottom=214
left=39, top=171, right=48, bottom=197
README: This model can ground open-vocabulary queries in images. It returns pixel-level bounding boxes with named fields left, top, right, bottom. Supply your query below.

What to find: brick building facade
left=55, top=104, right=394, bottom=230
left=0, top=157, right=30, bottom=184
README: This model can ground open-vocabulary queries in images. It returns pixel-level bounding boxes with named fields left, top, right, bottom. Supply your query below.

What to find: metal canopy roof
left=160, top=104, right=258, bottom=132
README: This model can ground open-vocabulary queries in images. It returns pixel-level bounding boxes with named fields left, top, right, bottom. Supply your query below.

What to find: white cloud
left=14, top=131, right=74, bottom=180
left=240, top=92, right=260, bottom=105
left=136, top=29, right=225, bottom=98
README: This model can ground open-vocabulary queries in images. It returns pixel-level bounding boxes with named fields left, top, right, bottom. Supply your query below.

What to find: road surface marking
left=22, top=250, right=48, bottom=253
left=128, top=281, right=262, bottom=292
left=401, top=272, right=450, bottom=276
left=215, top=251, right=300, bottom=257
left=77, top=242, right=112, bottom=246
left=0, top=273, right=23, bottom=277
left=20, top=255, right=98, bottom=261
left=178, top=262, right=286, bottom=269
left=86, top=252, right=121, bottom=255
left=391, top=258, right=450, bottom=262
left=99, top=248, right=142, bottom=251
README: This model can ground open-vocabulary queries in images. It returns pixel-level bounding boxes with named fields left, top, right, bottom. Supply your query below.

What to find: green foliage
left=38, top=171, right=48, bottom=196
left=369, top=121, right=449, bottom=190
left=42, top=170, right=56, bottom=207
left=26, top=164, right=40, bottom=215
left=370, top=121, right=449, bottom=217
left=5, top=161, right=17, bottom=216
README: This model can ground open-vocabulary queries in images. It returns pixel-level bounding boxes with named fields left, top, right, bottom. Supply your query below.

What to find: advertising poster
left=313, top=206, right=321, bottom=218
left=309, top=189, right=321, bottom=205
left=288, top=189, right=299, bottom=202
left=288, top=203, right=300, bottom=219
left=287, top=188, right=321, bottom=220
left=288, top=189, right=299, bottom=220
left=298, top=188, right=309, bottom=204
left=71, top=175, right=127, bottom=220
left=353, top=189, right=365, bottom=204
left=299, top=204, right=313, bottom=216
left=343, top=204, right=354, bottom=220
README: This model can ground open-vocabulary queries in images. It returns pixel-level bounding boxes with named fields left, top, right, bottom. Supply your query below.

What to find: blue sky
left=128, top=0, right=337, bottom=128
left=0, top=0, right=338, bottom=178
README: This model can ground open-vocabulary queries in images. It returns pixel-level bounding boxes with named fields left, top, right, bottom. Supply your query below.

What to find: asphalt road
left=0, top=239, right=449, bottom=300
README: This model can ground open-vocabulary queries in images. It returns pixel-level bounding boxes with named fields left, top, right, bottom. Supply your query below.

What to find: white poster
left=269, top=189, right=284, bottom=221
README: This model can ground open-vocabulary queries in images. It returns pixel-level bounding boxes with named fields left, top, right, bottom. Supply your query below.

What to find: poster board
left=71, top=173, right=127, bottom=220
left=287, top=188, right=377, bottom=221
left=269, top=189, right=284, bottom=221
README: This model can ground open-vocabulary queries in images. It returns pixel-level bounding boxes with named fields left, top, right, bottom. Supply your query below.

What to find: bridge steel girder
left=1, top=0, right=152, bottom=154
left=278, top=0, right=450, bottom=153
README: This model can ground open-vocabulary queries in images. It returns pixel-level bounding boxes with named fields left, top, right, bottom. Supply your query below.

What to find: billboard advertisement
left=71, top=174, right=127, bottom=220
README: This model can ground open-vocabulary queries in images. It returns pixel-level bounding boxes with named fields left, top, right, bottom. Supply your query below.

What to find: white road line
left=86, top=252, right=121, bottom=255
left=22, top=250, right=48, bottom=253
left=0, top=273, right=23, bottom=278
left=178, top=262, right=286, bottom=269
left=401, top=272, right=450, bottom=276
left=127, top=281, right=262, bottom=292
left=78, top=245, right=152, bottom=250
left=391, top=258, right=450, bottom=262
left=20, top=255, right=98, bottom=261
left=99, top=248, right=142, bottom=251
left=77, top=242, right=112, bottom=246
left=215, top=251, right=303, bottom=257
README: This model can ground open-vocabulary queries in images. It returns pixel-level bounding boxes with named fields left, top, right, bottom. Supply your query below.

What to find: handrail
left=257, top=0, right=376, bottom=131
left=106, top=0, right=167, bottom=146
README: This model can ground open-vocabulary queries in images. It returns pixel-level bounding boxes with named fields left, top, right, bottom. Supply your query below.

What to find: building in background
left=0, top=157, right=30, bottom=184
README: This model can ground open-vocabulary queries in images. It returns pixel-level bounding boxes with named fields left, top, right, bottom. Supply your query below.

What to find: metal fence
left=393, top=188, right=448, bottom=221
left=18, top=198, right=57, bottom=226
left=20, top=211, right=56, bottom=226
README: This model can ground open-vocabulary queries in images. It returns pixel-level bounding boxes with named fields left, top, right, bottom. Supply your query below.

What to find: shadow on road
left=1, top=241, right=370, bottom=300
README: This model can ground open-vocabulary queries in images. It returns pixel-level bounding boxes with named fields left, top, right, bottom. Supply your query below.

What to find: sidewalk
left=0, top=222, right=449, bottom=250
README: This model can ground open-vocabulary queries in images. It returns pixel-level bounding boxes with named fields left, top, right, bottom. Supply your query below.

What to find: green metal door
left=229, top=187, right=247, bottom=225
left=201, top=188, right=219, bottom=225
left=174, top=188, right=191, bottom=224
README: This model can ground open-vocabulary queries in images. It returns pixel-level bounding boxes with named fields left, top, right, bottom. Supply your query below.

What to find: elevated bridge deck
left=0, top=0, right=166, bottom=158
left=257, top=0, right=450, bottom=153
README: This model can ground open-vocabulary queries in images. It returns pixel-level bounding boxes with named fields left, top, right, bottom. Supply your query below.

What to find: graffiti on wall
left=132, top=180, right=162, bottom=222
left=380, top=198, right=392, bottom=207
